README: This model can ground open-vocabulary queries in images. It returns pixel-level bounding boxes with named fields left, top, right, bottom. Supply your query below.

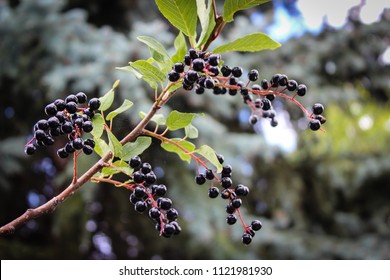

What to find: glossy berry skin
left=309, top=119, right=321, bottom=131
left=248, top=69, right=259, bottom=81
left=149, top=207, right=161, bottom=219
left=134, top=186, right=146, bottom=199
left=209, top=66, right=220, bottom=76
left=195, top=174, right=206, bottom=185
left=220, top=189, right=231, bottom=200
left=226, top=214, right=237, bottom=225
left=145, top=172, right=157, bottom=184
left=34, top=130, right=46, bottom=141
left=141, top=162, right=152, bottom=174
left=278, top=74, right=288, bottom=86
left=251, top=220, right=263, bottom=231
left=297, top=84, right=307, bottom=96
left=270, top=118, right=278, bottom=127
left=65, top=142, right=75, bottom=153
left=129, top=156, right=142, bottom=169
left=162, top=223, right=175, bottom=237
left=195, top=85, right=205, bottom=94
left=205, top=169, right=214, bottom=180
left=231, top=198, right=242, bottom=209
left=158, top=198, right=172, bottom=210
left=72, top=138, right=84, bottom=150
left=36, top=119, right=49, bottom=130
left=221, top=65, right=231, bottom=77
left=173, top=62, right=185, bottom=73
left=133, top=171, right=145, bottom=183
left=271, top=74, right=281, bottom=87
left=287, top=80, right=298, bottom=91
left=65, top=94, right=78, bottom=104
left=155, top=184, right=167, bottom=197
left=57, top=148, right=69, bottom=158
left=166, top=208, right=179, bottom=221
left=25, top=144, right=36, bottom=155
left=54, top=99, right=66, bottom=111
left=222, top=165, right=232, bottom=175
left=225, top=204, right=235, bottom=214
left=261, top=79, right=269, bottom=90
left=216, top=153, right=224, bottom=164
left=82, top=145, right=93, bottom=155
left=208, top=187, right=219, bottom=198
left=168, top=70, right=181, bottom=82
left=242, top=233, right=252, bottom=245
left=134, top=201, right=147, bottom=213
left=261, top=99, right=271, bottom=111
left=221, top=177, right=233, bottom=189
left=192, top=58, right=205, bottom=72
left=88, top=98, right=101, bottom=111
left=45, top=103, right=57, bottom=116
left=82, top=121, right=93, bottom=133
left=312, top=103, right=324, bottom=115
left=76, top=92, right=88, bottom=104
left=208, top=54, right=220, bottom=66
left=235, top=184, right=249, bottom=196
left=84, top=138, right=95, bottom=148
left=231, top=66, right=243, bottom=78
left=65, top=102, right=78, bottom=114
left=47, top=117, right=60, bottom=129
left=204, top=78, right=215, bottom=89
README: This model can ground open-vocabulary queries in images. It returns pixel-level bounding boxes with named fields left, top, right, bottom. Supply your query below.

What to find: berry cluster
left=128, top=156, right=181, bottom=238
left=168, top=49, right=326, bottom=131
left=24, top=92, right=99, bottom=158
left=195, top=153, right=262, bottom=245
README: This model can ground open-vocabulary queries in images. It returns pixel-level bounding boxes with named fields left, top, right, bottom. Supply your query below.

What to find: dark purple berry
left=278, top=74, right=288, bottom=86
left=261, top=99, right=271, bottom=111
left=226, top=214, right=237, bottom=225
left=141, top=162, right=152, bottom=174
left=235, top=184, right=249, bottom=196
left=221, top=189, right=231, bottom=199
left=162, top=223, right=175, bottom=237
left=134, top=201, right=147, bottom=213
left=75, top=92, right=87, bottom=103
left=54, top=99, right=66, bottom=111
left=195, top=174, right=206, bottom=185
left=82, top=145, right=93, bottom=155
left=221, top=177, right=233, bottom=188
left=34, top=130, right=46, bottom=141
left=65, top=142, right=75, bottom=154
left=88, top=98, right=101, bottom=111
left=216, top=153, right=224, bottom=164
left=222, top=165, right=232, bottom=176
left=184, top=54, right=191, bottom=66
left=166, top=208, right=179, bottom=221
left=204, top=78, right=215, bottom=89
left=158, top=198, right=172, bottom=210
left=231, top=198, right=242, bottom=209
left=266, top=94, right=275, bottom=101
left=315, top=115, right=327, bottom=124
left=44, top=103, right=57, bottom=116
left=270, top=118, right=278, bottom=127
left=297, top=84, right=307, bottom=96
left=312, top=103, right=324, bottom=115
left=82, top=121, right=93, bottom=133
left=72, top=138, right=84, bottom=150
left=43, top=136, right=55, bottom=146
left=65, top=94, right=78, bottom=104
left=134, top=186, right=146, bottom=199
left=221, top=65, right=231, bottom=77
left=129, top=193, right=141, bottom=204
left=242, top=233, right=252, bottom=245
left=192, top=58, right=205, bottom=72
left=209, top=66, right=220, bottom=76
left=271, top=74, right=282, bottom=87
left=188, top=48, right=197, bottom=59
left=149, top=207, right=161, bottom=219
left=248, top=69, right=259, bottom=81
left=309, top=119, right=321, bottom=131
left=60, top=122, right=73, bottom=134
left=208, top=187, right=219, bottom=198
left=145, top=172, right=157, bottom=184
left=129, top=156, right=142, bottom=169
left=208, top=54, right=220, bottom=66
left=225, top=204, right=235, bottom=214
left=231, top=66, right=243, bottom=77
left=133, top=171, right=145, bottom=183
left=36, top=119, right=49, bottom=130
left=65, top=102, right=78, bottom=114
left=205, top=169, right=214, bottom=180
left=287, top=80, right=298, bottom=91
left=168, top=70, right=181, bottom=82
left=261, top=79, right=269, bottom=90
left=57, top=148, right=69, bottom=159
left=173, top=62, right=185, bottom=73
left=155, top=184, right=167, bottom=197
left=251, top=220, right=263, bottom=231
left=195, top=85, right=205, bottom=94
left=84, top=138, right=95, bottom=148
left=25, top=144, right=36, bottom=155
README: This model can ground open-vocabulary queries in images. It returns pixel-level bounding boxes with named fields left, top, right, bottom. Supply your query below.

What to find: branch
left=0, top=100, right=162, bottom=236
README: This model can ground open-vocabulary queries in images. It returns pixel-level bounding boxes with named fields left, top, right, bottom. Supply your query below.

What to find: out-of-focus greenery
left=0, top=0, right=389, bottom=259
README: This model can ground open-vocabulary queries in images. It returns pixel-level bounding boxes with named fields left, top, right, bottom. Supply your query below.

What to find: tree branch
left=0, top=101, right=162, bottom=236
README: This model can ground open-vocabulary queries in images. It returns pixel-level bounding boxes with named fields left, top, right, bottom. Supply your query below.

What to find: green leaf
left=185, top=124, right=199, bottom=139
left=139, top=111, right=166, bottom=126
left=213, top=32, right=281, bottom=54
left=196, top=144, right=223, bottom=172
left=130, top=60, right=166, bottom=89
left=172, top=32, right=187, bottom=63
left=155, top=0, right=197, bottom=40
left=166, top=110, right=200, bottom=131
left=90, top=113, right=105, bottom=139
left=161, top=138, right=195, bottom=164
left=94, top=137, right=110, bottom=157
left=101, top=160, right=133, bottom=177
left=121, top=136, right=152, bottom=161
left=196, top=0, right=216, bottom=48
left=106, top=129, right=122, bottom=157
left=137, top=36, right=171, bottom=62
left=106, top=99, right=134, bottom=121
left=116, top=66, right=143, bottom=79
left=223, top=0, right=270, bottom=22
left=99, top=80, right=120, bottom=111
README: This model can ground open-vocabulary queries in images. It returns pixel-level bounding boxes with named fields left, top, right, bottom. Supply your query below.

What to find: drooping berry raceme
left=24, top=92, right=98, bottom=158
left=168, top=48, right=326, bottom=132
left=127, top=156, right=181, bottom=238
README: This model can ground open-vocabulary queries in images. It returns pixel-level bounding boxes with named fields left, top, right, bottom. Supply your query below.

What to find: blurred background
left=0, top=0, right=389, bottom=259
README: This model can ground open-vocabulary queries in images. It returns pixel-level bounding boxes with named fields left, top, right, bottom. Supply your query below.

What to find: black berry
left=251, top=220, right=263, bottom=231
left=88, top=98, right=101, bottom=111
left=312, top=103, right=324, bottom=115
left=195, top=174, right=206, bottom=185
left=25, top=144, right=36, bottom=155
left=208, top=187, right=219, bottom=198
left=129, top=156, right=142, bottom=169
left=248, top=69, right=259, bottom=81
left=226, top=214, right=237, bottom=225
